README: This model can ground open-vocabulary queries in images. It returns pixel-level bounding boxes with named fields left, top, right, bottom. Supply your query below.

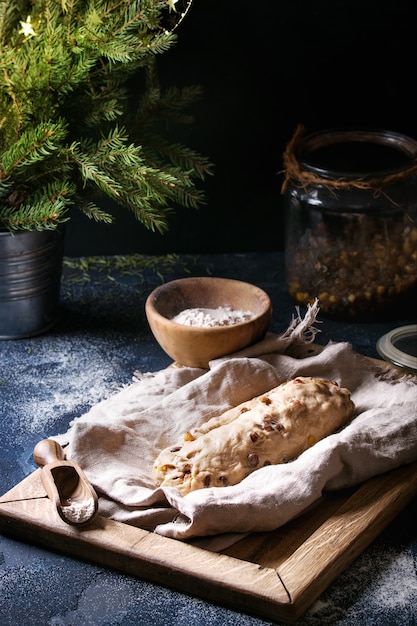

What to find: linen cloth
left=57, top=304, right=417, bottom=550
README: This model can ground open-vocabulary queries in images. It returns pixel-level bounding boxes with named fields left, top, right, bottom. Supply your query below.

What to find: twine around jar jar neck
left=281, top=124, right=417, bottom=195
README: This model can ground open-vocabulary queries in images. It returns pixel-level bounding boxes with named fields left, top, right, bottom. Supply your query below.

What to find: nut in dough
left=153, top=376, right=355, bottom=495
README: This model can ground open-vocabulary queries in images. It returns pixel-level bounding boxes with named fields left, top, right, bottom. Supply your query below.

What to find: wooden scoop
left=33, top=439, right=98, bottom=526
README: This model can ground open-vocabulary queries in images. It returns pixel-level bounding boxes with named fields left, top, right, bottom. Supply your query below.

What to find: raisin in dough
left=153, top=376, right=355, bottom=495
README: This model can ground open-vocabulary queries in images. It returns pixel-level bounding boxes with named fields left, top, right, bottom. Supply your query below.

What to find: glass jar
left=282, top=127, right=417, bottom=321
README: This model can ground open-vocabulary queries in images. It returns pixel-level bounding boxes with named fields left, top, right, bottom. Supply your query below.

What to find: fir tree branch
left=68, top=145, right=124, bottom=199
left=75, top=199, right=114, bottom=223
left=0, top=178, right=75, bottom=230
left=0, top=0, right=213, bottom=232
left=1, top=121, right=68, bottom=176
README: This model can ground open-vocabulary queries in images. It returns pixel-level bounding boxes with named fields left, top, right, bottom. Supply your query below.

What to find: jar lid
left=376, top=324, right=417, bottom=373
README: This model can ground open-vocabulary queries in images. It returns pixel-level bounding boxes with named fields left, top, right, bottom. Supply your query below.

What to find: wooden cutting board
left=1, top=462, right=417, bottom=623
left=1, top=357, right=417, bottom=624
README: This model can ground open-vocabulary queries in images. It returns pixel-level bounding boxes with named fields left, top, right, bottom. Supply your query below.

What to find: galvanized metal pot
left=0, top=230, right=64, bottom=339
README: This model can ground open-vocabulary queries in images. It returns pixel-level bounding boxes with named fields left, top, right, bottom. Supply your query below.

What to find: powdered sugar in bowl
left=145, top=277, right=272, bottom=367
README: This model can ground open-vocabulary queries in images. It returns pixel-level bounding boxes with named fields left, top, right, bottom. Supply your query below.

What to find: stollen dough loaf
left=153, top=376, right=355, bottom=495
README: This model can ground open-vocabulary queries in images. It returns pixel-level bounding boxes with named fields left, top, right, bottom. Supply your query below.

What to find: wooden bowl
left=145, top=277, right=272, bottom=368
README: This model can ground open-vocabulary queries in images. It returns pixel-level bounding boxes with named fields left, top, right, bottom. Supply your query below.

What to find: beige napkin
left=58, top=303, right=417, bottom=550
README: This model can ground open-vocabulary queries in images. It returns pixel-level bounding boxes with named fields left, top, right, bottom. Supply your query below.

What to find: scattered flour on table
left=171, top=306, right=253, bottom=327
left=302, top=546, right=417, bottom=624
left=365, top=548, right=417, bottom=608
left=3, top=336, right=126, bottom=434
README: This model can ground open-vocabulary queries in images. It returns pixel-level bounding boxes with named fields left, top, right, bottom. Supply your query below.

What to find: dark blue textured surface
left=1, top=252, right=416, bottom=626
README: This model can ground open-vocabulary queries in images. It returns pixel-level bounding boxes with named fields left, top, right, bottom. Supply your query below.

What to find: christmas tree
left=0, top=0, right=212, bottom=231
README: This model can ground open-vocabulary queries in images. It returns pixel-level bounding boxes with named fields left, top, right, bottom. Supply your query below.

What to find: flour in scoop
left=171, top=306, right=253, bottom=327
left=61, top=498, right=96, bottom=524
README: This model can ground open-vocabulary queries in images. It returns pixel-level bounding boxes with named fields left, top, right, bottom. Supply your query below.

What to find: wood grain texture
left=1, top=461, right=417, bottom=624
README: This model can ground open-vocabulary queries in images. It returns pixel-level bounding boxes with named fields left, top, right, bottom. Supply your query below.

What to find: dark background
left=64, top=0, right=416, bottom=257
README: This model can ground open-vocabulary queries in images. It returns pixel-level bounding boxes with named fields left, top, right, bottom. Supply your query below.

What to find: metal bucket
left=0, top=230, right=64, bottom=339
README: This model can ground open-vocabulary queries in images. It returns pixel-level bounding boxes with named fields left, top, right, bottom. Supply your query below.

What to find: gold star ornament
left=19, top=16, right=37, bottom=38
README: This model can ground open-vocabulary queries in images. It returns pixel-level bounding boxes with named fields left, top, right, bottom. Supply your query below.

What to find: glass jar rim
left=294, top=128, right=417, bottom=180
